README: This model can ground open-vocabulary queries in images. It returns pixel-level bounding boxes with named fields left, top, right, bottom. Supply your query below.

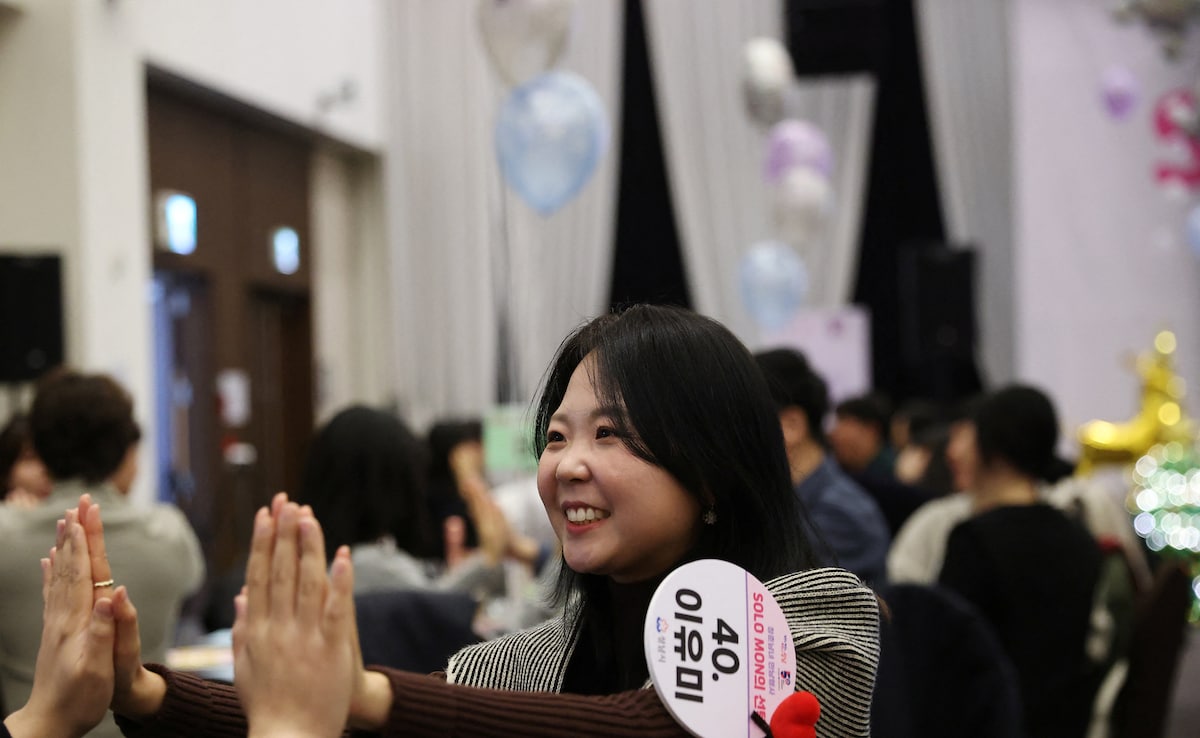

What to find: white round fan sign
left=643, top=559, right=795, bottom=737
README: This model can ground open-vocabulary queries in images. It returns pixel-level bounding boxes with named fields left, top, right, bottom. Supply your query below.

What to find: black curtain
left=787, top=0, right=959, bottom=403
left=608, top=0, right=691, bottom=311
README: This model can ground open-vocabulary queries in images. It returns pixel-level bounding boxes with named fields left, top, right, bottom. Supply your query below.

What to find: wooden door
left=147, top=85, right=313, bottom=583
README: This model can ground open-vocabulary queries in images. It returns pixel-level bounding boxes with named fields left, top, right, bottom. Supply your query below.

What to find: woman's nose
left=556, top=443, right=591, bottom=483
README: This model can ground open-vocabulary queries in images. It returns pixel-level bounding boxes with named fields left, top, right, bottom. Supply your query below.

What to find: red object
left=1154, top=88, right=1200, bottom=190
left=769, top=691, right=820, bottom=738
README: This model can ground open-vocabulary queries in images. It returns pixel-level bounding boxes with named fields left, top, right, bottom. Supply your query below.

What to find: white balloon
left=772, top=167, right=833, bottom=247
left=478, top=0, right=577, bottom=87
left=742, top=37, right=795, bottom=128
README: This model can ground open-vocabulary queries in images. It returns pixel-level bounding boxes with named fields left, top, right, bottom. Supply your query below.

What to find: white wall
left=0, top=1, right=80, bottom=349
left=311, top=149, right=395, bottom=423
left=133, top=0, right=385, bottom=152
left=1014, top=0, right=1200, bottom=451
left=0, top=1, right=389, bottom=505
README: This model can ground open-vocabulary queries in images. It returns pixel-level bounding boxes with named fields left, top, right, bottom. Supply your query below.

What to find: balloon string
left=494, top=139, right=518, bottom=405
left=750, top=712, right=773, bottom=737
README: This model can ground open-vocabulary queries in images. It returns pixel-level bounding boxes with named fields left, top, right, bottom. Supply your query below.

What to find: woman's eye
left=546, top=430, right=565, bottom=444
left=595, top=426, right=616, bottom=439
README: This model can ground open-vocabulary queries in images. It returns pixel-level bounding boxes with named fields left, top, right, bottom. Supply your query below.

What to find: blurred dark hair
left=835, top=393, right=893, bottom=435
left=31, top=369, right=142, bottom=484
left=426, top=418, right=483, bottom=479
left=298, top=405, right=436, bottom=561
left=534, top=306, right=818, bottom=596
left=0, top=413, right=32, bottom=489
left=909, top=422, right=955, bottom=497
left=424, top=417, right=484, bottom=556
left=972, top=385, right=1060, bottom=482
left=893, top=399, right=944, bottom=443
left=947, top=393, right=986, bottom=425
left=754, top=348, right=830, bottom=447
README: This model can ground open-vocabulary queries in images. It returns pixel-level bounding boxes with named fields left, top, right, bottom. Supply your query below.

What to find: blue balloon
left=740, top=241, right=809, bottom=330
left=496, top=71, right=610, bottom=216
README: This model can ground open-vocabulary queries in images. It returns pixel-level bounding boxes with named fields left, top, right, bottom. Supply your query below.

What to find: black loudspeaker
left=0, top=255, right=64, bottom=382
left=785, top=0, right=888, bottom=75
left=897, top=243, right=983, bottom=401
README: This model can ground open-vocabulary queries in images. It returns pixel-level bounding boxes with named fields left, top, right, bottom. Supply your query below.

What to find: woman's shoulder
left=768, top=567, right=881, bottom=738
left=445, top=613, right=576, bottom=690
left=766, top=566, right=876, bottom=601
left=766, top=567, right=881, bottom=657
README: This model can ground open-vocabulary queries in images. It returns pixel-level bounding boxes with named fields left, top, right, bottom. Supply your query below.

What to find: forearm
left=371, top=668, right=688, bottom=738
left=113, top=664, right=247, bottom=738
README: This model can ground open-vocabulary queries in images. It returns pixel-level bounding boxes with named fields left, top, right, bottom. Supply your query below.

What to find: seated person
left=887, top=396, right=982, bottom=584
left=425, top=417, right=486, bottom=558
left=0, top=369, right=204, bottom=738
left=298, top=405, right=513, bottom=597
left=755, top=348, right=890, bottom=584
left=829, top=393, right=897, bottom=481
left=938, top=385, right=1103, bottom=738
left=0, top=414, right=52, bottom=508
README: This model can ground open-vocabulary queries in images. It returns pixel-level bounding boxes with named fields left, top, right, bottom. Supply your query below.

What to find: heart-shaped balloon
left=740, top=240, right=809, bottom=330
left=477, top=0, right=576, bottom=87
left=772, top=167, right=833, bottom=247
left=495, top=71, right=610, bottom=216
left=764, top=119, right=834, bottom=184
left=1100, top=65, right=1139, bottom=121
left=742, top=37, right=795, bottom=128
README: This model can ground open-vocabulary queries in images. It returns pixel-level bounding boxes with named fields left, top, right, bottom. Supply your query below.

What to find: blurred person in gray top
left=0, top=369, right=203, bottom=738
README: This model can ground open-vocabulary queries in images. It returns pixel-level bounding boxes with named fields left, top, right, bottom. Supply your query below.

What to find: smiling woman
left=93, top=304, right=881, bottom=738
left=538, top=353, right=702, bottom=584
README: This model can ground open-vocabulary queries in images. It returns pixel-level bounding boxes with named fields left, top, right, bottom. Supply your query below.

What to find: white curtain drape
left=915, top=0, right=1015, bottom=385
left=784, top=76, right=876, bottom=310
left=642, top=0, right=875, bottom=344
left=383, top=1, right=622, bottom=429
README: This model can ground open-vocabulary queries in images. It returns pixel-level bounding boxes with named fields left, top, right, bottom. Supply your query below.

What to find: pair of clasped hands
left=4, top=493, right=360, bottom=738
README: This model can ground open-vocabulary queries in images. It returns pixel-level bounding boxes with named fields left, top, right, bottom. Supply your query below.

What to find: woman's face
left=945, top=420, right=979, bottom=493
left=537, top=356, right=701, bottom=583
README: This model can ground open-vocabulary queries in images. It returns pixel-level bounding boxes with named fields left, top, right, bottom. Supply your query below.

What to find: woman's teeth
left=566, top=507, right=610, bottom=523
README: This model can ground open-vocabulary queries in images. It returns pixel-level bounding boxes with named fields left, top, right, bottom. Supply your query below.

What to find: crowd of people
left=0, top=303, right=1156, bottom=738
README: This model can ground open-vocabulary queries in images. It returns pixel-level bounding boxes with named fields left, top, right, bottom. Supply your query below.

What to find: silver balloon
left=742, top=37, right=795, bottom=128
left=478, top=0, right=577, bottom=87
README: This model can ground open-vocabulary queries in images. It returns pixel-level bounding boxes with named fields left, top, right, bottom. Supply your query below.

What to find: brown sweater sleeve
left=377, top=667, right=691, bottom=738
left=111, top=665, right=692, bottom=738
left=113, top=664, right=247, bottom=738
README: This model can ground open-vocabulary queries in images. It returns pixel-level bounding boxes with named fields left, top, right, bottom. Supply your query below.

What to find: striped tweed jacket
left=447, top=567, right=880, bottom=737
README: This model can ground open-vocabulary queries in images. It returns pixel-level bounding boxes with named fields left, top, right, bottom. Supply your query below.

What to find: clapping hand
left=232, top=501, right=357, bottom=738
left=3, top=507, right=115, bottom=738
